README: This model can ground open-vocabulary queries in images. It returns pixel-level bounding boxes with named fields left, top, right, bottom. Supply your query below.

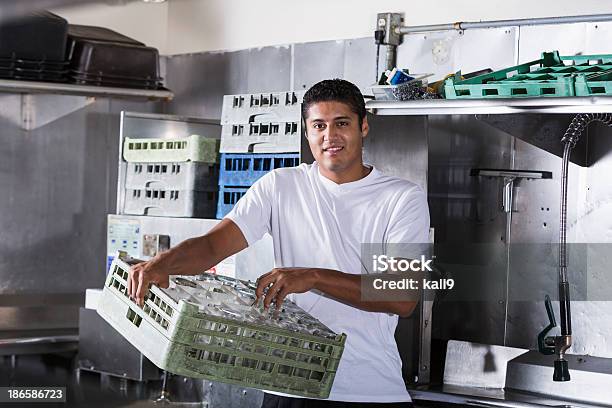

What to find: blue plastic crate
left=216, top=186, right=249, bottom=219
left=219, top=153, right=300, bottom=186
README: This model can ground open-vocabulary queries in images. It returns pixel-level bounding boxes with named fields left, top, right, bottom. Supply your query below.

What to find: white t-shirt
left=226, top=162, right=430, bottom=403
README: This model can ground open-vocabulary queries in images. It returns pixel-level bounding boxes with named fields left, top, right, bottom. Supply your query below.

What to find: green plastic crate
left=123, top=135, right=220, bottom=163
left=575, top=69, right=612, bottom=96
left=97, top=255, right=346, bottom=398
left=444, top=51, right=612, bottom=99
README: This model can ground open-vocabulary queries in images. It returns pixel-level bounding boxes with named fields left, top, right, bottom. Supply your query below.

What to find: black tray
left=68, top=75, right=164, bottom=89
left=0, top=11, right=68, bottom=61
left=68, top=39, right=160, bottom=80
left=0, top=61, right=68, bottom=75
left=70, top=70, right=162, bottom=84
left=0, top=69, right=67, bottom=82
left=70, top=78, right=163, bottom=90
left=68, top=24, right=144, bottom=46
left=0, top=56, right=68, bottom=70
left=66, top=24, right=145, bottom=62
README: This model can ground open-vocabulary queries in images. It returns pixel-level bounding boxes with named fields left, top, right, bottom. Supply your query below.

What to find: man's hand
left=128, top=258, right=171, bottom=306
left=254, top=266, right=418, bottom=317
left=255, top=268, right=319, bottom=310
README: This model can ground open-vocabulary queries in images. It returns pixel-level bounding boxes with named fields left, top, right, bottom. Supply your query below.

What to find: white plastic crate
left=125, top=162, right=218, bottom=191
left=123, top=135, right=219, bottom=163
left=221, top=91, right=304, bottom=125
left=97, top=255, right=346, bottom=398
left=220, top=120, right=301, bottom=153
left=122, top=188, right=217, bottom=218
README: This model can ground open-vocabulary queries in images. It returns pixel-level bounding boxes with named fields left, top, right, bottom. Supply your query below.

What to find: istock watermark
left=372, top=255, right=433, bottom=272
left=360, top=250, right=454, bottom=301
left=371, top=276, right=454, bottom=291
left=361, top=243, right=612, bottom=302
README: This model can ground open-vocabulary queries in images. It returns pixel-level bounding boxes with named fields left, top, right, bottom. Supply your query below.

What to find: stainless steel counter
left=409, top=384, right=608, bottom=408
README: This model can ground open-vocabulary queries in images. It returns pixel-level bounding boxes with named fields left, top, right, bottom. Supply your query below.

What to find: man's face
left=304, top=101, right=369, bottom=175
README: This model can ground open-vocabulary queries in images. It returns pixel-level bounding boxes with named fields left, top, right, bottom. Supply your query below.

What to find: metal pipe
left=399, top=23, right=458, bottom=34
left=398, top=13, right=612, bottom=34
left=558, top=142, right=573, bottom=340
left=385, top=45, right=397, bottom=71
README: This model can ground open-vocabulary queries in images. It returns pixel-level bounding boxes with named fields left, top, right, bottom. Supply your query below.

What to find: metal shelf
left=366, top=96, right=612, bottom=167
left=366, top=96, right=612, bottom=115
left=0, top=78, right=173, bottom=101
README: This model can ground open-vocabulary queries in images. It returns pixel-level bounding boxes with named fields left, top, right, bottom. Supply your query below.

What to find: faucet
left=537, top=113, right=612, bottom=382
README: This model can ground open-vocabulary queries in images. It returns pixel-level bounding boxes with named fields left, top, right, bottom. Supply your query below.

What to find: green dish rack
left=97, top=255, right=346, bottom=398
left=123, top=135, right=220, bottom=163
left=445, top=51, right=612, bottom=99
left=575, top=69, right=612, bottom=96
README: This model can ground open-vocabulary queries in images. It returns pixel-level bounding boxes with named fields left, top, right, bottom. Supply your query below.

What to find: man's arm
left=255, top=268, right=418, bottom=318
left=127, top=219, right=248, bottom=305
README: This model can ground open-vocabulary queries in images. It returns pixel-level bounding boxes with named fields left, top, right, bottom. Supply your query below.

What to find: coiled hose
left=558, top=113, right=612, bottom=338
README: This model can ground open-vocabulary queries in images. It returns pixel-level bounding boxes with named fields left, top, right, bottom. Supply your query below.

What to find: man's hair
left=301, top=79, right=366, bottom=126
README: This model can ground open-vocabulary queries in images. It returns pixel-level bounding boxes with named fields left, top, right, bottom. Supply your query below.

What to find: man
left=128, top=79, right=430, bottom=407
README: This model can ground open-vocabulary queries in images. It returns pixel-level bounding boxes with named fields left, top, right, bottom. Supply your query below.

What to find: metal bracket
left=0, top=94, right=95, bottom=131
left=376, top=13, right=404, bottom=71
left=471, top=169, right=552, bottom=213
left=376, top=13, right=403, bottom=46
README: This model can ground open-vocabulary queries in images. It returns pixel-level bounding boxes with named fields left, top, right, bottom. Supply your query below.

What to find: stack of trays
left=66, top=24, right=163, bottom=89
left=0, top=57, right=68, bottom=82
left=216, top=91, right=304, bottom=218
left=216, top=153, right=300, bottom=218
left=0, top=11, right=69, bottom=82
left=121, top=135, right=220, bottom=218
left=98, top=255, right=346, bottom=398
left=444, top=50, right=612, bottom=98
left=220, top=91, right=303, bottom=154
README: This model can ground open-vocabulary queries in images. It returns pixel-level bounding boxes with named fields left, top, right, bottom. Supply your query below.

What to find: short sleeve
left=224, top=172, right=274, bottom=246
left=385, top=186, right=431, bottom=259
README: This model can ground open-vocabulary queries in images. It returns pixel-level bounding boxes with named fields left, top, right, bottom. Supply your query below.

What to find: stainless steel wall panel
left=508, top=139, right=575, bottom=243
left=246, top=45, right=292, bottom=93
left=428, top=116, right=512, bottom=244
left=164, top=50, right=249, bottom=119
left=164, top=46, right=291, bottom=119
left=0, top=97, right=158, bottom=300
left=518, top=23, right=587, bottom=61
left=397, top=31, right=459, bottom=82
left=585, top=21, right=612, bottom=54
left=397, top=28, right=517, bottom=81
left=453, top=28, right=518, bottom=74
left=579, top=125, right=612, bottom=242
left=428, top=115, right=512, bottom=346
left=506, top=138, right=572, bottom=350
left=343, top=37, right=378, bottom=92
left=363, top=115, right=428, bottom=191
left=293, top=40, right=346, bottom=91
